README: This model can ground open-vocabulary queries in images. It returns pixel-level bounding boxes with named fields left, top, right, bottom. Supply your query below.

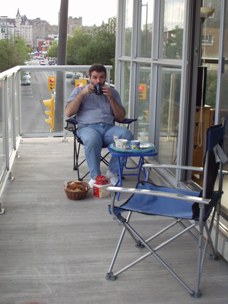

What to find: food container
left=114, top=138, right=128, bottom=149
left=95, top=175, right=110, bottom=185
left=64, top=181, right=89, bottom=200
left=93, top=175, right=111, bottom=198
left=130, top=140, right=140, bottom=150
left=93, top=183, right=112, bottom=198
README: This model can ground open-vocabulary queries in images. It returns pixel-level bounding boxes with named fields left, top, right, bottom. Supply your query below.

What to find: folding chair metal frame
left=106, top=123, right=227, bottom=298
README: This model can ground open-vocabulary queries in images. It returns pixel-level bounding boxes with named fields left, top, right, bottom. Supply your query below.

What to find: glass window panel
left=158, top=67, right=181, bottom=164
left=204, top=65, right=217, bottom=108
left=0, top=80, right=6, bottom=179
left=219, top=1, right=228, bottom=215
left=201, top=0, right=220, bottom=59
left=161, top=0, right=184, bottom=59
left=120, top=62, right=131, bottom=113
left=200, top=1, right=220, bottom=108
left=136, top=63, right=151, bottom=142
left=137, top=1, right=154, bottom=58
left=123, top=0, right=133, bottom=56
left=200, top=1, right=220, bottom=109
left=7, top=78, right=14, bottom=152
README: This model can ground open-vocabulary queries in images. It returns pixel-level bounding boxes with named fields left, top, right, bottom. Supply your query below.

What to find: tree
left=47, top=41, right=58, bottom=58
left=67, top=28, right=93, bottom=64
left=66, top=25, right=116, bottom=80
left=0, top=38, right=29, bottom=72
left=89, top=29, right=115, bottom=64
left=164, top=26, right=183, bottom=59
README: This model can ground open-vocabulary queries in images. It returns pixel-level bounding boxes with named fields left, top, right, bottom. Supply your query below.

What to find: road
left=21, top=69, right=74, bottom=134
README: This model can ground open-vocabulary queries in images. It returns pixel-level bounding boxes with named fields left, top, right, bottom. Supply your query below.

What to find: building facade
left=0, top=9, right=82, bottom=48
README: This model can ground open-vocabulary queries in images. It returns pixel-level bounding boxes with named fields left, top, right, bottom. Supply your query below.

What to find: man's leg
left=78, top=126, right=103, bottom=179
left=104, top=125, right=133, bottom=175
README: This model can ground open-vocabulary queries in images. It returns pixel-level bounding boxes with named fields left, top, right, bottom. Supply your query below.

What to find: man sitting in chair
left=65, top=64, right=133, bottom=188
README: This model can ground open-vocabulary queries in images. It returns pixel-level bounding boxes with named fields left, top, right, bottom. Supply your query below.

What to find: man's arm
left=103, top=86, right=126, bottom=122
left=65, top=85, right=94, bottom=117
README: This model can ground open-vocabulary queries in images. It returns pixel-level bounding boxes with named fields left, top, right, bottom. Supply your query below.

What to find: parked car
left=65, top=72, right=74, bottom=78
left=39, top=60, right=46, bottom=65
left=48, top=60, right=56, bottom=65
left=21, top=74, right=31, bottom=86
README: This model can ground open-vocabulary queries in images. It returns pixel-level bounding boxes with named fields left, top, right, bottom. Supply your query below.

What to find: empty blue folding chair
left=106, top=123, right=227, bottom=298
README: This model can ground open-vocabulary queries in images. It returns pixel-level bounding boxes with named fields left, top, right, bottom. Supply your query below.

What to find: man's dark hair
left=89, top=64, right=107, bottom=77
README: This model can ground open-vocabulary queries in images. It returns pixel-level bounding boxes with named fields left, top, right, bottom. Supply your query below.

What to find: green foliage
left=66, top=26, right=116, bottom=79
left=0, top=38, right=29, bottom=72
left=205, top=71, right=217, bottom=107
left=67, top=28, right=93, bottom=64
left=47, top=41, right=58, bottom=58
left=164, top=27, right=183, bottom=59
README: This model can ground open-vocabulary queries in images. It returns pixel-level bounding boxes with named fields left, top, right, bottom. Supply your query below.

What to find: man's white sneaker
left=88, top=178, right=96, bottom=189
left=106, top=170, right=118, bottom=186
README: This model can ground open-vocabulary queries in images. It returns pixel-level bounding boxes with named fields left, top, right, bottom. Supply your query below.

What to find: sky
left=1, top=0, right=117, bottom=26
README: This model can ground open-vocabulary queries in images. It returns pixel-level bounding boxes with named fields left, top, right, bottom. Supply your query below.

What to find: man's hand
left=82, top=84, right=94, bottom=95
left=102, top=85, right=112, bottom=98
left=102, top=85, right=126, bottom=122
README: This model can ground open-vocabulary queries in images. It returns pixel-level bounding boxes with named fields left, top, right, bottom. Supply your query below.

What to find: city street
left=21, top=63, right=74, bottom=134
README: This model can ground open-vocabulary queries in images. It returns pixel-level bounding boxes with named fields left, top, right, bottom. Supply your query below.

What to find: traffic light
left=48, top=76, right=56, bottom=91
left=43, top=94, right=54, bottom=131
left=138, top=83, right=147, bottom=100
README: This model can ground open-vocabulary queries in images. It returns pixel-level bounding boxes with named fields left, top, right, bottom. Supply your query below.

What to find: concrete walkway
left=0, top=137, right=227, bottom=304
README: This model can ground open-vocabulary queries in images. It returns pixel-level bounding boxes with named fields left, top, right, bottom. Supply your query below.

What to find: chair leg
left=106, top=213, right=200, bottom=297
left=116, top=219, right=196, bottom=296
left=214, top=200, right=221, bottom=259
left=106, top=212, right=132, bottom=280
left=73, top=137, right=77, bottom=171
left=100, top=150, right=110, bottom=166
left=193, top=205, right=207, bottom=298
left=73, top=141, right=111, bottom=180
left=74, top=139, right=89, bottom=181
left=106, top=226, right=127, bottom=281
left=205, top=223, right=218, bottom=260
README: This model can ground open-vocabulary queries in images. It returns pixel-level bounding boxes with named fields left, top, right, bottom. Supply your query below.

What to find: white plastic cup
left=115, top=139, right=128, bottom=149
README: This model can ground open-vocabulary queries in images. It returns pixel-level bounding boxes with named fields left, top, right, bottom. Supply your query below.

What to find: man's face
left=90, top=71, right=106, bottom=85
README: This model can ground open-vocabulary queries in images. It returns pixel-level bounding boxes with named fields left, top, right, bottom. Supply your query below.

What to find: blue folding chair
left=106, top=123, right=227, bottom=298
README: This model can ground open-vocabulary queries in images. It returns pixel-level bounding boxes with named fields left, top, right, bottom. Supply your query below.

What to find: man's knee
left=122, top=128, right=134, bottom=140
left=83, top=136, right=101, bottom=148
left=79, top=128, right=101, bottom=146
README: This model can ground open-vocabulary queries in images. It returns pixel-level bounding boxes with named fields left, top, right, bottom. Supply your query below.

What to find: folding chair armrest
left=65, top=117, right=78, bottom=132
left=107, top=186, right=210, bottom=205
left=122, top=118, right=137, bottom=124
left=143, top=163, right=204, bottom=172
left=115, top=118, right=137, bottom=129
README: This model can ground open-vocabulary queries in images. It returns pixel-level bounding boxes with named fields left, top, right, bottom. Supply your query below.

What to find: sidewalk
left=0, top=137, right=227, bottom=304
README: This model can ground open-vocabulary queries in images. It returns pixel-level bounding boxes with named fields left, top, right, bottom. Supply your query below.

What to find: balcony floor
left=0, top=137, right=227, bottom=304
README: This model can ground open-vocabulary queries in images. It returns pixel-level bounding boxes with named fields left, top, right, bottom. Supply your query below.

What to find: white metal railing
left=0, top=64, right=112, bottom=198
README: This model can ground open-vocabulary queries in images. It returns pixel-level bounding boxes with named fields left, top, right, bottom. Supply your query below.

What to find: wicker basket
left=64, top=181, right=89, bottom=200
